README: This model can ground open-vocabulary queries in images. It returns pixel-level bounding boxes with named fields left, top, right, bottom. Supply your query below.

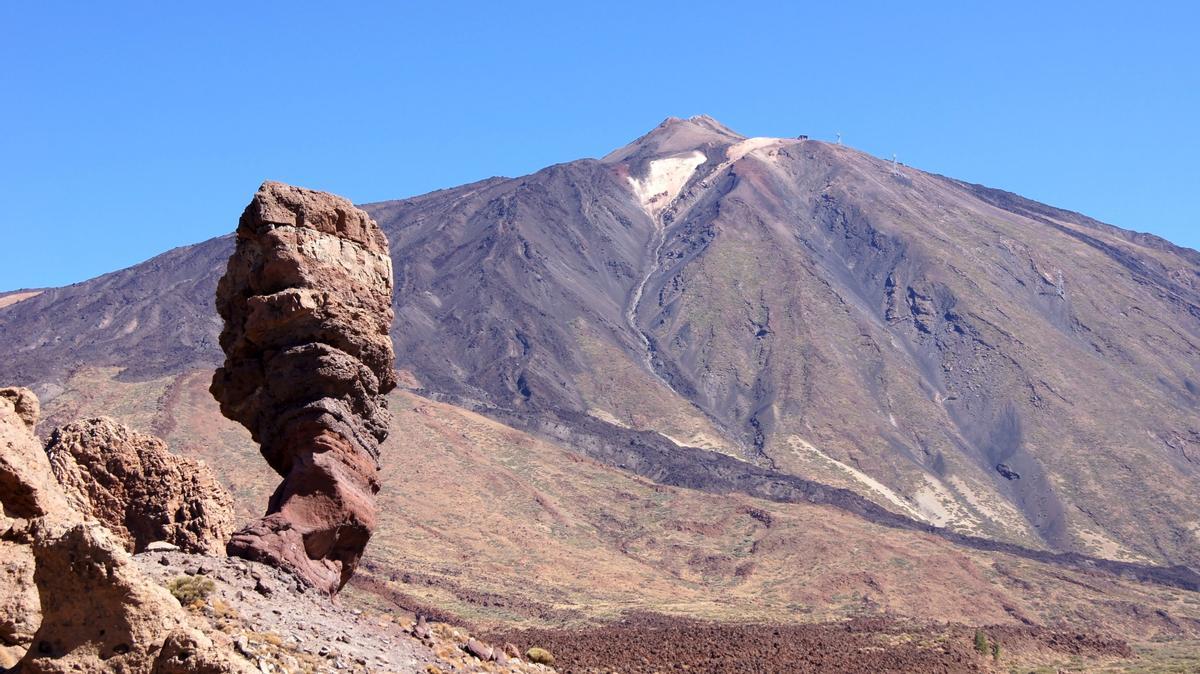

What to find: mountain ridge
left=2, top=116, right=1198, bottom=572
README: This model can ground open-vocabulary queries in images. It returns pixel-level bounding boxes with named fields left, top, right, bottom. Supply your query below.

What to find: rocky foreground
left=0, top=384, right=554, bottom=674
left=135, top=549, right=554, bottom=674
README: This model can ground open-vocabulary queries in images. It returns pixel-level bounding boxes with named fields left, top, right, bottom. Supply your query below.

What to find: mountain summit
left=602, top=115, right=745, bottom=163
left=2, top=118, right=1198, bottom=571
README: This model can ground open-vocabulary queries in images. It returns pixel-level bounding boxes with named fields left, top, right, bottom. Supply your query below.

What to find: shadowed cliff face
left=1, top=117, right=1198, bottom=569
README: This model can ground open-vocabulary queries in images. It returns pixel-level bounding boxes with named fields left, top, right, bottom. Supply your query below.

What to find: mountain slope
left=27, top=364, right=1200, bottom=645
left=1, top=116, right=1197, bottom=570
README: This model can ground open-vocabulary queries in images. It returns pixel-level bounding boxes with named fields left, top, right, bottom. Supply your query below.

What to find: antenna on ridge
left=836, top=132, right=842, bottom=145
left=891, top=153, right=899, bottom=175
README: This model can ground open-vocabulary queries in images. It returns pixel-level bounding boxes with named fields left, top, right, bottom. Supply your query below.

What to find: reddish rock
left=0, top=389, right=71, bottom=527
left=44, top=417, right=235, bottom=555
left=413, top=616, right=432, bottom=641
left=212, top=181, right=396, bottom=594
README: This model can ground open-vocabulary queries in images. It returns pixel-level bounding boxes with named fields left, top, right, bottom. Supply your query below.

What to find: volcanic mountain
left=2, top=115, right=1198, bottom=580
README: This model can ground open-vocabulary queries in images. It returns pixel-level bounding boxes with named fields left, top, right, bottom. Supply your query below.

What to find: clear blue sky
left=2, top=1, right=1197, bottom=290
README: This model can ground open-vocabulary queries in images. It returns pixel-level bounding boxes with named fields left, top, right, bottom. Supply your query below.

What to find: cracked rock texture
left=0, top=389, right=70, bottom=527
left=17, top=522, right=250, bottom=674
left=44, top=417, right=235, bottom=555
left=0, top=387, right=40, bottom=431
left=211, top=181, right=396, bottom=595
left=1, top=388, right=247, bottom=672
left=0, top=388, right=68, bottom=663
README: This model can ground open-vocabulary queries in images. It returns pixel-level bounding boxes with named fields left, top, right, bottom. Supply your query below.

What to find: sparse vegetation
left=207, top=597, right=239, bottom=620
left=973, top=629, right=989, bottom=655
left=991, top=641, right=1000, bottom=661
left=526, top=646, right=555, bottom=665
left=255, top=631, right=284, bottom=647
left=167, top=575, right=215, bottom=606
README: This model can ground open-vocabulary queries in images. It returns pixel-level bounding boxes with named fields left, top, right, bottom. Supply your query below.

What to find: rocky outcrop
left=0, top=388, right=69, bottom=663
left=0, top=389, right=71, bottom=528
left=0, top=545, right=35, bottom=667
left=1, top=389, right=246, bottom=671
left=211, top=181, right=396, bottom=595
left=44, top=418, right=235, bottom=555
left=0, top=387, right=40, bottom=431
left=17, top=522, right=249, bottom=674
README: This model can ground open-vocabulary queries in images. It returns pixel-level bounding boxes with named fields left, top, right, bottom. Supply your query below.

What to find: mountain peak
left=602, top=115, right=745, bottom=163
left=682, top=114, right=741, bottom=136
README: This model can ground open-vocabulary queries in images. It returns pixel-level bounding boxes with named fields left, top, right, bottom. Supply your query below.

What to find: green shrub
left=973, top=629, right=988, bottom=655
left=991, top=641, right=1000, bottom=661
left=526, top=647, right=555, bottom=665
left=167, top=576, right=215, bottom=605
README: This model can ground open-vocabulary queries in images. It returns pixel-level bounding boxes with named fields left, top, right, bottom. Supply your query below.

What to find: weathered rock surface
left=0, top=389, right=71, bottom=528
left=0, top=388, right=69, bottom=659
left=2, top=389, right=247, bottom=671
left=0, top=541, right=35, bottom=666
left=0, top=387, right=40, bottom=432
left=17, top=522, right=250, bottom=674
left=44, top=417, right=236, bottom=555
left=211, top=181, right=396, bottom=594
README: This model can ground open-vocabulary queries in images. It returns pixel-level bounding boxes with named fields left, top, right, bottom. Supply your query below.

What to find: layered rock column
left=211, top=181, right=396, bottom=594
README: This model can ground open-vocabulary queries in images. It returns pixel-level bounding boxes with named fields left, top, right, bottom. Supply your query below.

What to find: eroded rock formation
left=0, top=389, right=70, bottom=527
left=211, top=181, right=396, bottom=594
left=18, top=522, right=249, bottom=674
left=0, top=388, right=68, bottom=665
left=43, top=417, right=235, bottom=555
left=0, top=387, right=250, bottom=671
left=0, top=386, right=40, bottom=431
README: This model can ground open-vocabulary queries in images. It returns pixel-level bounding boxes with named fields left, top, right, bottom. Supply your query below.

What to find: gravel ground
left=135, top=550, right=556, bottom=674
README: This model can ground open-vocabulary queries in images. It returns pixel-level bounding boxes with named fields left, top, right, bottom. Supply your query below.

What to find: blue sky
left=2, top=1, right=1197, bottom=290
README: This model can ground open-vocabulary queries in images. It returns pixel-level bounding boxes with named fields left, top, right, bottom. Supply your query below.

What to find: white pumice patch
left=627, top=151, right=707, bottom=217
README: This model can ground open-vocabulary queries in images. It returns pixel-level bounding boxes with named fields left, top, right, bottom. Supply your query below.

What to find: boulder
left=17, top=522, right=249, bottom=674
left=1, top=390, right=247, bottom=672
left=0, top=387, right=40, bottom=431
left=212, top=181, right=396, bottom=594
left=44, top=417, right=236, bottom=555
left=464, top=637, right=493, bottom=660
